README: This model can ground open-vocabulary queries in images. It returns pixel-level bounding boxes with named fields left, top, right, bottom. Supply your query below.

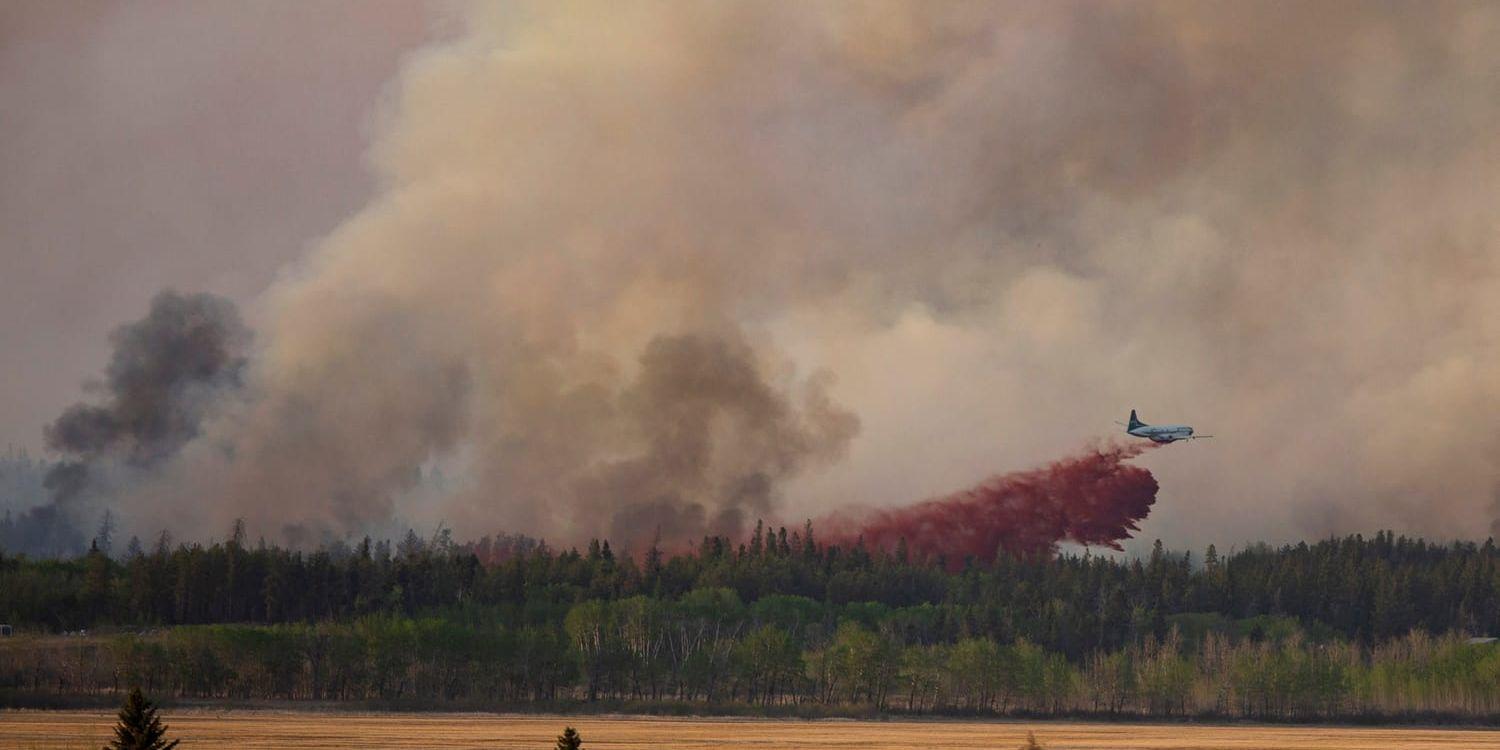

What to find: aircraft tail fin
left=1127, top=409, right=1145, bottom=430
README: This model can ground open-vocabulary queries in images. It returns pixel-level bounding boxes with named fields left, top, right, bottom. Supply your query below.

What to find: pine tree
left=84, top=539, right=112, bottom=621
left=105, top=687, right=179, bottom=750
left=95, top=510, right=116, bottom=557
left=643, top=531, right=663, bottom=594
left=555, top=726, right=583, bottom=750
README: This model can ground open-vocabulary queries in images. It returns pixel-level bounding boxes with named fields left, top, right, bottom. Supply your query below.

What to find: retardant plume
left=823, top=442, right=1159, bottom=566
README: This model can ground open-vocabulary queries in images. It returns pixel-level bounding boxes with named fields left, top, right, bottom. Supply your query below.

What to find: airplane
left=1118, top=409, right=1212, bottom=444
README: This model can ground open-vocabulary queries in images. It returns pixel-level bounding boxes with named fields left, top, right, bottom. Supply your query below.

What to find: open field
left=2, top=711, right=1498, bottom=750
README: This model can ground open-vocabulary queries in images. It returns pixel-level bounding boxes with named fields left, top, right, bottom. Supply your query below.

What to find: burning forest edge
left=3, top=295, right=1159, bottom=564
left=3, top=443, right=1165, bottom=568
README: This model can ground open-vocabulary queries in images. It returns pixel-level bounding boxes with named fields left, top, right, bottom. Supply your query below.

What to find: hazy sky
left=5, top=2, right=1500, bottom=552
left=0, top=1, right=439, bottom=452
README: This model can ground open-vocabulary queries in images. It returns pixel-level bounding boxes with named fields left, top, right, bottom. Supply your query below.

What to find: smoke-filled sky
left=0, top=0, right=438, bottom=451
left=4, top=1, right=1500, bottom=552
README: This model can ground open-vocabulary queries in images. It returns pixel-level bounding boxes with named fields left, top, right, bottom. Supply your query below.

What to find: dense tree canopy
left=2, top=528, right=1498, bottom=720
left=3, top=527, right=1497, bottom=649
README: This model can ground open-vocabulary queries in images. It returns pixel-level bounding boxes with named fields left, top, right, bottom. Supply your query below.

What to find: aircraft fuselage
left=1128, top=423, right=1195, bottom=443
left=1124, top=410, right=1200, bottom=443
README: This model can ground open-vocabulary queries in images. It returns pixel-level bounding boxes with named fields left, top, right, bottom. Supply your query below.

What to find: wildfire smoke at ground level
left=818, top=441, right=1160, bottom=566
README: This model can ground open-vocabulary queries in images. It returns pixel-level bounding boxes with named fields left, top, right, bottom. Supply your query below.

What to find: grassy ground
left=4, top=710, right=1500, bottom=750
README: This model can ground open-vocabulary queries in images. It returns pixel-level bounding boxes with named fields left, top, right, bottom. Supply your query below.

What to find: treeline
left=3, top=526, right=1499, bottom=653
left=4, top=612, right=1499, bottom=720
left=3, top=528, right=1500, bottom=720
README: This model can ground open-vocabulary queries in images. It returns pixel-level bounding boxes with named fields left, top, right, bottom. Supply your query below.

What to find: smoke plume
left=17, top=2, right=1500, bottom=551
left=579, top=333, right=858, bottom=547
left=46, top=291, right=248, bottom=465
left=823, top=442, right=1159, bottom=566
left=1, top=291, right=248, bottom=555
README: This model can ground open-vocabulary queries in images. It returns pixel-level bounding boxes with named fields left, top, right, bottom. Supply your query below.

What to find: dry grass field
left=1, top=711, right=1497, bottom=750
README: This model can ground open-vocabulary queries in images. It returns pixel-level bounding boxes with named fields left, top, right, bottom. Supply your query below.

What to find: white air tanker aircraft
left=1120, top=410, right=1212, bottom=444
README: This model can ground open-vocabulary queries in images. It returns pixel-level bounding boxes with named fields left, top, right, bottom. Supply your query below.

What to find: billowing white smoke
left=103, top=2, right=1500, bottom=549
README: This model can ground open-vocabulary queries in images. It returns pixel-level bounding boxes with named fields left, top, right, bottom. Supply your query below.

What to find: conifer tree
left=555, top=726, right=583, bottom=750
left=84, top=538, right=112, bottom=619
left=105, top=687, right=179, bottom=750
left=94, top=510, right=115, bottom=557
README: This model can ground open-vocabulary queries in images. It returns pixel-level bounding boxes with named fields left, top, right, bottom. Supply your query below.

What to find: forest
left=3, top=525, right=1499, bottom=721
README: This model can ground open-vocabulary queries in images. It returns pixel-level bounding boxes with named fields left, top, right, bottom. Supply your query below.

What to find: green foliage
left=2, top=530, right=1499, bottom=719
left=555, top=726, right=582, bottom=750
left=1135, top=630, right=1192, bottom=716
left=733, top=624, right=803, bottom=705
left=105, top=687, right=178, bottom=750
left=5, top=530, right=1497, bottom=658
left=2, top=612, right=1498, bottom=719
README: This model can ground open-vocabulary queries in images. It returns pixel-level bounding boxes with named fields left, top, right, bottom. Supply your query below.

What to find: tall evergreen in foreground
left=105, top=687, right=179, bottom=750
left=555, top=726, right=583, bottom=750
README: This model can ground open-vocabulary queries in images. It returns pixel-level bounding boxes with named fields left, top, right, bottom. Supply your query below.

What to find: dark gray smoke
left=46, top=290, right=249, bottom=464
left=0, top=291, right=248, bottom=556
left=580, top=333, right=858, bottom=546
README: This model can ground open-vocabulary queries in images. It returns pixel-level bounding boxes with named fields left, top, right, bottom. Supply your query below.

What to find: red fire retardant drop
left=823, top=441, right=1159, bottom=565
